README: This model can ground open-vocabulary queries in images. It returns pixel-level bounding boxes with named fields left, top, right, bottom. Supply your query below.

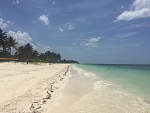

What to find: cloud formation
left=7, top=30, right=50, bottom=53
left=65, top=23, right=74, bottom=30
left=13, top=0, right=19, bottom=4
left=115, top=32, right=137, bottom=39
left=39, top=15, right=49, bottom=25
left=81, top=37, right=101, bottom=48
left=59, top=23, right=75, bottom=32
left=59, top=27, right=64, bottom=32
left=7, top=20, right=14, bottom=25
left=33, top=43, right=50, bottom=53
left=116, top=0, right=150, bottom=21
left=7, top=31, right=32, bottom=46
left=53, top=1, right=56, bottom=5
left=0, top=18, right=8, bottom=29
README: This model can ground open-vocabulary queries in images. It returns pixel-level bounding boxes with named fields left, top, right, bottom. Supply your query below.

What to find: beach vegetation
left=7, top=36, right=17, bottom=55
left=0, top=29, right=17, bottom=58
left=0, top=28, right=79, bottom=63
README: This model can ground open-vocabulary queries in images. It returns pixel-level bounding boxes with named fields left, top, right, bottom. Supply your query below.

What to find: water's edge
left=67, top=64, right=150, bottom=113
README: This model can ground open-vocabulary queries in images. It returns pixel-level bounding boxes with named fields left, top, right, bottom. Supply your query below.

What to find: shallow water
left=67, top=64, right=150, bottom=113
left=76, top=64, right=150, bottom=103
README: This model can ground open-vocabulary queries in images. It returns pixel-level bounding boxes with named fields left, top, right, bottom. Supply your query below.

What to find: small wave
left=69, top=64, right=150, bottom=113
left=71, top=65, right=96, bottom=78
left=93, top=80, right=112, bottom=90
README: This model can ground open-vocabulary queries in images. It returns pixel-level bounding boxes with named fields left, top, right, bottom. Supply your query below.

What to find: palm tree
left=24, top=43, right=33, bottom=60
left=31, top=50, right=39, bottom=59
left=0, top=28, right=8, bottom=57
left=45, top=51, right=51, bottom=62
left=7, top=36, right=17, bottom=55
left=17, top=46, right=25, bottom=60
left=56, top=53, right=61, bottom=62
left=17, top=43, right=33, bottom=61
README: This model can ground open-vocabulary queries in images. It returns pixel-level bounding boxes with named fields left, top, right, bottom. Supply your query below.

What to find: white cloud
left=59, top=22, right=75, bottom=32
left=7, top=31, right=32, bottom=46
left=81, top=37, right=101, bottom=48
left=68, top=24, right=74, bottom=30
left=115, top=32, right=137, bottom=39
left=59, top=27, right=64, bottom=32
left=7, top=20, right=14, bottom=25
left=116, top=0, right=150, bottom=21
left=0, top=18, right=8, bottom=29
left=121, top=5, right=124, bottom=9
left=33, top=43, right=50, bottom=53
left=13, top=0, right=19, bottom=4
left=89, top=37, right=101, bottom=42
left=53, top=1, right=56, bottom=5
left=7, top=30, right=50, bottom=53
left=39, top=15, right=49, bottom=25
left=65, top=23, right=75, bottom=30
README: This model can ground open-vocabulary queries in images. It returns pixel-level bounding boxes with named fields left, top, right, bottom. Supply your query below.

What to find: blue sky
left=0, top=0, right=150, bottom=64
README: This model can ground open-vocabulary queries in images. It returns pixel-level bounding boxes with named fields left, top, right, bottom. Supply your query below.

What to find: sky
left=0, top=0, right=150, bottom=64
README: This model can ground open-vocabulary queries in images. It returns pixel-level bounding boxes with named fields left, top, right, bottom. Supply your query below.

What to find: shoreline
left=1, top=63, right=150, bottom=113
left=69, top=65, right=150, bottom=113
left=0, top=62, right=70, bottom=113
left=51, top=65, right=99, bottom=113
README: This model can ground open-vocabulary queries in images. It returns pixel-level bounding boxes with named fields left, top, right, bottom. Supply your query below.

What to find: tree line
left=0, top=28, right=79, bottom=63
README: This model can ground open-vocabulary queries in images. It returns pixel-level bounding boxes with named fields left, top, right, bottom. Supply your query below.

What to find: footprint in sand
left=30, top=101, right=42, bottom=113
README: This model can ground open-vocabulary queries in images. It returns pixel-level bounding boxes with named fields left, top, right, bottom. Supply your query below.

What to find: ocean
left=67, top=64, right=150, bottom=113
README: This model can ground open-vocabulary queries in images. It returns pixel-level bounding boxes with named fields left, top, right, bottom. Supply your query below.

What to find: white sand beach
left=0, top=62, right=70, bottom=113
left=1, top=62, right=150, bottom=113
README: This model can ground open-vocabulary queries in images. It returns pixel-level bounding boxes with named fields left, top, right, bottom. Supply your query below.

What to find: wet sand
left=66, top=65, right=150, bottom=113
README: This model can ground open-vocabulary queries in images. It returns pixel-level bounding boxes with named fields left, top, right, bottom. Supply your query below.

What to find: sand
left=0, top=62, right=70, bottom=113
left=2, top=62, right=149, bottom=113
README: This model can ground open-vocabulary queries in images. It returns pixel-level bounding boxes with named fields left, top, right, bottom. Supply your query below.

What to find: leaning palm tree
left=7, top=36, right=18, bottom=55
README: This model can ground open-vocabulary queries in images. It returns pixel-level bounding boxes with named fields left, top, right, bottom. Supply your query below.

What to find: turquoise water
left=76, top=64, right=150, bottom=103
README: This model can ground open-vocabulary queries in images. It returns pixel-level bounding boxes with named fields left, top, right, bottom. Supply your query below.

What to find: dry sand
left=0, top=62, right=70, bottom=113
